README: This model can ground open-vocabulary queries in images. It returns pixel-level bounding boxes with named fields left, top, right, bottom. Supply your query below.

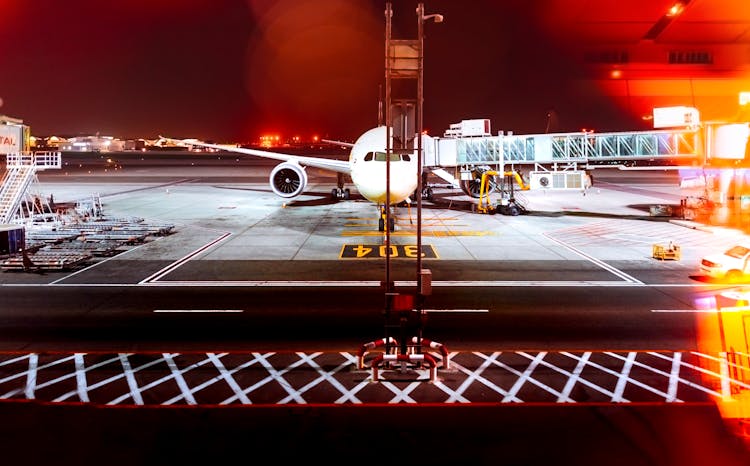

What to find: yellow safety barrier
left=652, top=243, right=680, bottom=261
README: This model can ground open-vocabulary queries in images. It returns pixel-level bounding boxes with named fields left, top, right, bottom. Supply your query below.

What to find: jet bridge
left=422, top=118, right=704, bottom=194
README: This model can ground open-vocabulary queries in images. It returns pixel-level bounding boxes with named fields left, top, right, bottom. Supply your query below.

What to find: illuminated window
left=668, top=51, right=712, bottom=64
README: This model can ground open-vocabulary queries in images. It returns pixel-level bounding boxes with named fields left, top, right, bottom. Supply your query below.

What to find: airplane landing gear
left=331, top=187, right=350, bottom=200
left=378, top=206, right=395, bottom=232
left=331, top=173, right=351, bottom=200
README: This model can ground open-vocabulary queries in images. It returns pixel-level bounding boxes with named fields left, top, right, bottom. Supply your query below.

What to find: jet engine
left=460, top=165, right=498, bottom=198
left=270, top=162, right=307, bottom=198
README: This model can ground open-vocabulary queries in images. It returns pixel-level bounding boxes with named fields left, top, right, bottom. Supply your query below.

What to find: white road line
left=422, top=309, right=489, bottom=313
left=162, top=353, right=197, bottom=405
left=504, top=352, right=548, bottom=402
left=25, top=353, right=38, bottom=400
left=543, top=232, right=643, bottom=284
left=612, top=352, right=637, bottom=402
left=651, top=309, right=719, bottom=313
left=74, top=353, right=90, bottom=403
left=667, top=352, right=682, bottom=402
left=153, top=309, right=243, bottom=313
left=5, top=281, right=712, bottom=288
left=146, top=280, right=383, bottom=287
left=117, top=354, right=144, bottom=406
left=427, top=280, right=642, bottom=287
left=558, top=351, right=591, bottom=402
left=140, top=232, right=233, bottom=284
left=140, top=280, right=644, bottom=287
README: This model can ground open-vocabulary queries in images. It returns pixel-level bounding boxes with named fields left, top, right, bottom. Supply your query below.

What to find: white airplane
left=162, top=126, right=418, bottom=231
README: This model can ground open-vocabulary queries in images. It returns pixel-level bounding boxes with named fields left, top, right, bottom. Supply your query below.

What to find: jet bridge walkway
left=422, top=125, right=702, bottom=192
left=425, top=127, right=701, bottom=167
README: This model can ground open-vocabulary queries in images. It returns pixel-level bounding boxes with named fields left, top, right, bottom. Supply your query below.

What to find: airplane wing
left=161, top=137, right=351, bottom=174
left=321, top=138, right=354, bottom=149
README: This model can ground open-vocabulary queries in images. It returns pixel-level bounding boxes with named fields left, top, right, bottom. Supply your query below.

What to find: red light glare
left=666, top=2, right=684, bottom=17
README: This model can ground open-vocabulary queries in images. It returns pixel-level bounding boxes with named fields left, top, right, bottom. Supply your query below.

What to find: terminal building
left=55, top=135, right=126, bottom=153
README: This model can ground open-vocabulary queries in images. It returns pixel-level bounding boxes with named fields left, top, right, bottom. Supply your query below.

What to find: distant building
left=123, top=139, right=147, bottom=151
left=57, top=135, right=125, bottom=152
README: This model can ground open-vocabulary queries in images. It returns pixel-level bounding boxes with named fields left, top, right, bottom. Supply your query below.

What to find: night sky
left=0, top=0, right=629, bottom=142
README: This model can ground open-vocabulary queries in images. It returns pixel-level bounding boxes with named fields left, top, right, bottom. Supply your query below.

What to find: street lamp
left=415, top=3, right=442, bottom=338
left=382, top=2, right=442, bottom=357
left=422, top=12, right=443, bottom=23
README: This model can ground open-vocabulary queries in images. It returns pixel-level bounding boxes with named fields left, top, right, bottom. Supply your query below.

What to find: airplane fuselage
left=348, top=126, right=418, bottom=205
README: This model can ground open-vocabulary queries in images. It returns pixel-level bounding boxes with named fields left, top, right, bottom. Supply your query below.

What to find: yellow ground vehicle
left=477, top=170, right=529, bottom=215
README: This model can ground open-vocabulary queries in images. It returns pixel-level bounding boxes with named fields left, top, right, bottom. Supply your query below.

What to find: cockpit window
left=366, top=151, right=408, bottom=162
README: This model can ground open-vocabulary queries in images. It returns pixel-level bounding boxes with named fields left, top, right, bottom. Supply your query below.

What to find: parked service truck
left=700, top=243, right=750, bottom=282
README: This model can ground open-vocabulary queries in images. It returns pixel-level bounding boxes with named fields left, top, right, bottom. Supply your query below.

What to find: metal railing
left=1, top=151, right=62, bottom=223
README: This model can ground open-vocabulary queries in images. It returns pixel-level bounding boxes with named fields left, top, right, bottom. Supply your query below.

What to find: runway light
left=666, top=2, right=684, bottom=16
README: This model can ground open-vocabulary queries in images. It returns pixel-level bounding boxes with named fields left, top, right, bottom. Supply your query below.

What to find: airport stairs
left=0, top=152, right=61, bottom=223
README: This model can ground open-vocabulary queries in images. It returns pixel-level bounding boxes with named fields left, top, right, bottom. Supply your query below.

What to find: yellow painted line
left=345, top=216, right=461, bottom=221
left=341, top=230, right=495, bottom=237
left=344, top=222, right=466, bottom=228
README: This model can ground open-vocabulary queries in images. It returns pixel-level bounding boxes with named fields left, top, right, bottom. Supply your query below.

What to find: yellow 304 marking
left=339, top=244, right=439, bottom=259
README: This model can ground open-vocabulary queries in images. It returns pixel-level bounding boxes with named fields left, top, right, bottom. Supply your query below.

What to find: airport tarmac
left=4, top=164, right=750, bottom=466
left=6, top=167, right=746, bottom=287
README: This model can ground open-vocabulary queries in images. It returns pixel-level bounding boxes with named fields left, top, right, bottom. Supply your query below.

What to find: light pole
left=382, top=2, right=442, bottom=358
left=416, top=4, right=442, bottom=300
left=415, top=3, right=442, bottom=348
